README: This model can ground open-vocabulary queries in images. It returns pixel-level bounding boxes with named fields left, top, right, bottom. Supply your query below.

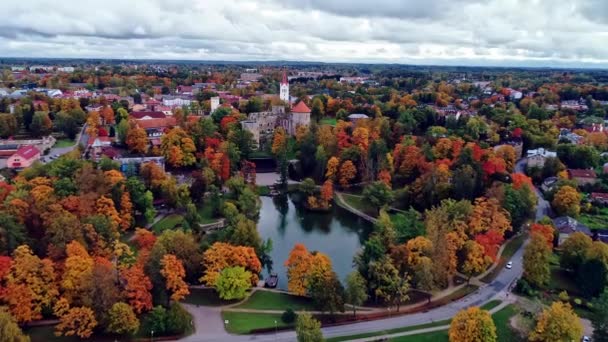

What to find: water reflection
left=258, top=194, right=373, bottom=289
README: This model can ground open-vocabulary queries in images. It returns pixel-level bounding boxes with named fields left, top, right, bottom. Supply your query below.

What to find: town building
left=283, top=101, right=311, bottom=135
left=591, top=193, right=608, bottom=205
left=526, top=148, right=557, bottom=168
left=7, top=145, right=40, bottom=169
left=210, top=96, right=220, bottom=113
left=553, top=216, right=592, bottom=245
left=348, top=113, right=369, bottom=124
left=280, top=71, right=290, bottom=103
left=568, top=169, right=598, bottom=186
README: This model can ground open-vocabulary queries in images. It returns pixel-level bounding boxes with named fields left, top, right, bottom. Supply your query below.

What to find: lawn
left=221, top=311, right=290, bottom=334
left=480, top=234, right=526, bottom=283
left=53, top=139, right=75, bottom=148
left=235, top=290, right=316, bottom=311
left=579, top=207, right=608, bottom=230
left=182, top=288, right=240, bottom=306
left=320, top=117, right=337, bottom=126
left=480, top=299, right=502, bottom=311
left=386, top=304, right=519, bottom=342
left=257, top=185, right=271, bottom=196
left=197, top=203, right=218, bottom=224
left=340, top=193, right=377, bottom=217
left=151, top=214, right=184, bottom=233
left=326, top=319, right=451, bottom=342
left=249, top=150, right=273, bottom=159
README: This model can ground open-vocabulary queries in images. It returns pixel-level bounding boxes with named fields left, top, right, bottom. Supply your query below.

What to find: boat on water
left=264, top=273, right=278, bottom=288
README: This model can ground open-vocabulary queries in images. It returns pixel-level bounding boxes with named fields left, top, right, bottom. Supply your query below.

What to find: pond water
left=257, top=193, right=373, bottom=290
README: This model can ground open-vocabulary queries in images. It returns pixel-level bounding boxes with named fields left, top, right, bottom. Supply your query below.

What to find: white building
left=57, top=67, right=75, bottom=73
left=527, top=148, right=557, bottom=168
left=162, top=96, right=192, bottom=108
left=280, top=71, right=290, bottom=103
left=210, top=96, right=220, bottom=113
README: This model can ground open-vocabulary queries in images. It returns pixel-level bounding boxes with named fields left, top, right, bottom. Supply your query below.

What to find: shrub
left=515, top=278, right=536, bottom=297
left=145, top=304, right=192, bottom=336
left=282, top=308, right=297, bottom=324
left=558, top=290, right=570, bottom=302
left=574, top=298, right=582, bottom=306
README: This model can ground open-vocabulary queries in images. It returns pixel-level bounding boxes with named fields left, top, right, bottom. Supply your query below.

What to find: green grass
left=235, top=291, right=316, bottom=311
left=320, top=117, right=337, bottom=126
left=390, top=330, right=448, bottom=341
left=480, top=234, right=526, bottom=283
left=326, top=319, right=451, bottom=342
left=382, top=305, right=519, bottom=342
left=221, top=311, right=290, bottom=334
left=341, top=194, right=377, bottom=217
left=579, top=207, right=608, bottom=230
left=53, top=139, right=75, bottom=148
left=182, top=288, right=239, bottom=306
left=480, top=300, right=502, bottom=311
left=197, top=203, right=217, bottom=224
left=249, top=150, right=273, bottom=159
left=151, top=214, right=184, bottom=234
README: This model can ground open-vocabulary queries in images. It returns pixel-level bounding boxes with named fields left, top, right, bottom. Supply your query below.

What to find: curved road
left=184, top=158, right=546, bottom=342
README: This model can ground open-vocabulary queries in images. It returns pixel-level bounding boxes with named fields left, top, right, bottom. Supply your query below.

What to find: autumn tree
left=460, top=240, right=491, bottom=282
left=285, top=244, right=313, bottom=296
left=160, top=254, right=189, bottom=302
left=591, top=289, right=608, bottom=342
left=296, top=312, right=323, bottom=342
left=325, top=157, right=339, bottom=181
left=3, top=245, right=58, bottom=323
left=345, top=271, right=368, bottom=318
left=362, top=181, right=394, bottom=214
left=133, top=228, right=157, bottom=251
left=552, top=185, right=581, bottom=217
left=529, top=301, right=583, bottom=342
left=54, top=305, right=98, bottom=339
left=106, top=302, right=140, bottom=336
left=339, top=160, right=357, bottom=188
left=61, top=241, right=94, bottom=306
left=530, top=223, right=555, bottom=248
left=121, top=265, right=153, bottom=314
left=200, top=242, right=262, bottom=287
left=449, top=307, right=496, bottom=342
left=126, top=121, right=148, bottom=154
left=215, top=266, right=252, bottom=300
left=0, top=308, right=30, bottom=342
left=161, top=127, right=197, bottom=167
left=523, top=232, right=552, bottom=288
left=559, top=232, right=592, bottom=271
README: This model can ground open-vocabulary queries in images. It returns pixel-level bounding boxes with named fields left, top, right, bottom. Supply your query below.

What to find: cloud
left=0, top=0, right=607, bottom=67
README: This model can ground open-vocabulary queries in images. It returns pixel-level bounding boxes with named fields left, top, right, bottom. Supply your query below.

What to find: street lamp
left=274, top=320, right=278, bottom=340
left=150, top=330, right=154, bottom=342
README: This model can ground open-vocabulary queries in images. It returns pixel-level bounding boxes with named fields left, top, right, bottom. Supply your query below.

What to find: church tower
left=279, top=70, right=289, bottom=104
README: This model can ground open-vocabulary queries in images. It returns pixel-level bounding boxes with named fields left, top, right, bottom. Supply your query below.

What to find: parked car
left=582, top=336, right=590, bottom=342
left=506, top=261, right=513, bottom=269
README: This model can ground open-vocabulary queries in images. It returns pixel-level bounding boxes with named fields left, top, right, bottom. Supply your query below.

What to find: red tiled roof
left=87, top=136, right=112, bottom=146
left=291, top=101, right=311, bottom=113
left=135, top=117, right=177, bottom=129
left=14, top=145, right=39, bottom=159
left=568, top=169, right=597, bottom=179
left=131, top=111, right=166, bottom=119
left=592, top=193, right=608, bottom=201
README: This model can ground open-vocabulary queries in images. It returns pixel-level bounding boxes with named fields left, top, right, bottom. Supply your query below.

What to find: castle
left=241, top=71, right=311, bottom=148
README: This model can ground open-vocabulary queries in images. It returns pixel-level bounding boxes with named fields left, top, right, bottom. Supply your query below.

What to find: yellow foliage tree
left=529, top=302, right=583, bottom=342
left=339, top=160, right=357, bottom=188
left=160, top=254, right=190, bottom=302
left=449, top=307, right=496, bottom=342
left=326, top=157, right=340, bottom=181
left=55, top=306, right=98, bottom=339
left=552, top=185, right=581, bottom=217
left=284, top=244, right=314, bottom=296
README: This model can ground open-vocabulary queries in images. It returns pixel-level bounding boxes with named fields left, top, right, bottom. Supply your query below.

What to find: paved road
left=42, top=125, right=87, bottom=163
left=183, top=158, right=546, bottom=342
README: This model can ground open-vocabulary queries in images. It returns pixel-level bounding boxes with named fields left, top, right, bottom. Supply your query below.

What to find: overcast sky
left=1, top=0, right=608, bottom=67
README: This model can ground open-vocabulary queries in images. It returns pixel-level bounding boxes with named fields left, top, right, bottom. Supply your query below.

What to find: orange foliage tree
left=201, top=242, right=262, bottom=287
left=160, top=254, right=190, bottom=302
left=531, top=223, right=555, bottom=248
left=121, top=265, right=153, bottom=314
left=339, top=160, right=357, bottom=188
left=284, top=244, right=313, bottom=295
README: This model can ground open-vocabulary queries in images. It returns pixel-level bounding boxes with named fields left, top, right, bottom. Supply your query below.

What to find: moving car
left=506, top=261, right=513, bottom=269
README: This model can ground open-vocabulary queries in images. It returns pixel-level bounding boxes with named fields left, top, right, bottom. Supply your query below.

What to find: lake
left=257, top=193, right=373, bottom=290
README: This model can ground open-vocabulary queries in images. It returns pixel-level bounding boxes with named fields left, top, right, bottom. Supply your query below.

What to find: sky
left=1, top=0, right=608, bottom=68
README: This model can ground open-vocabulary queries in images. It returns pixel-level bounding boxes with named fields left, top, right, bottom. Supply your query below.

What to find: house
left=131, top=111, right=167, bottom=120
left=240, top=73, right=262, bottom=82
left=591, top=193, right=608, bottom=205
left=284, top=101, right=311, bottom=135
left=7, top=145, right=40, bottom=169
left=553, top=216, right=592, bottom=245
left=568, top=169, right=598, bottom=186
left=526, top=148, right=557, bottom=168
left=162, top=96, right=192, bottom=108
left=348, top=113, right=369, bottom=123
left=559, top=129, right=584, bottom=144
left=541, top=177, right=559, bottom=192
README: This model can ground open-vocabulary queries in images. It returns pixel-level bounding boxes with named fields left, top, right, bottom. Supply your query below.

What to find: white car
left=506, top=261, right=513, bottom=269
left=582, top=336, right=590, bottom=342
